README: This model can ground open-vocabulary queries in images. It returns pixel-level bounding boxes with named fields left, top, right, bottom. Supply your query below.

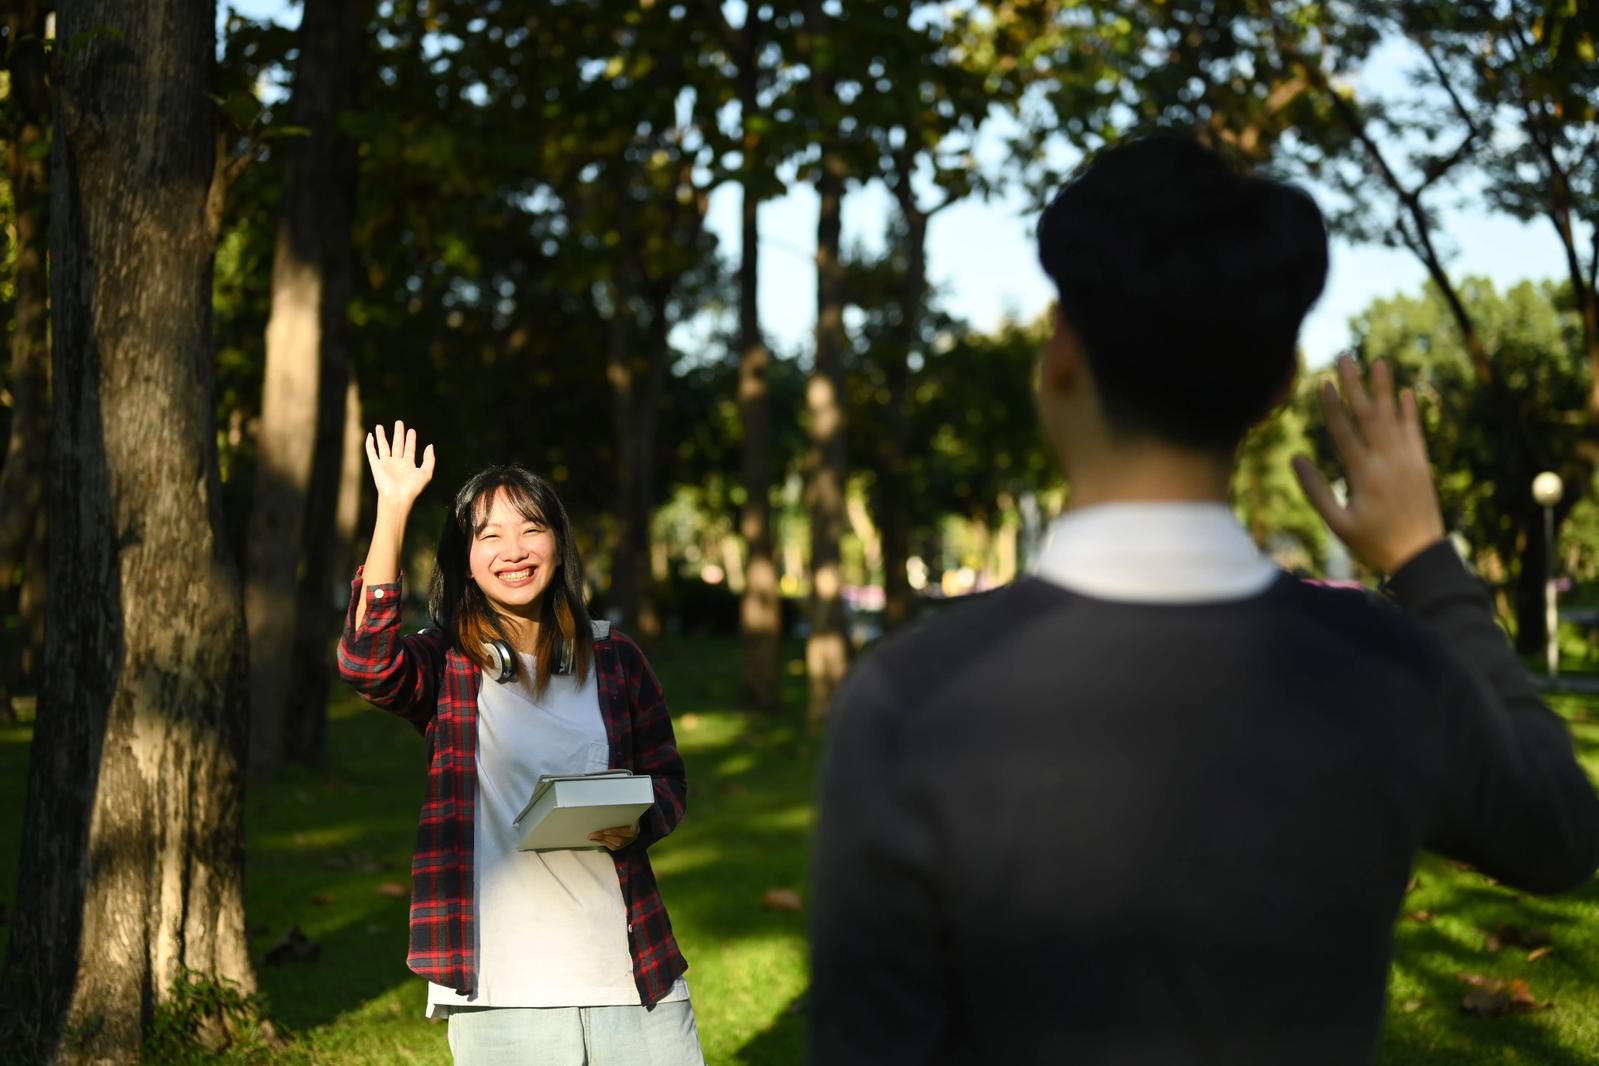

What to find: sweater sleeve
left=614, top=634, right=687, bottom=852
left=1388, top=541, right=1599, bottom=892
left=335, top=566, right=446, bottom=735
left=810, top=656, right=951, bottom=1064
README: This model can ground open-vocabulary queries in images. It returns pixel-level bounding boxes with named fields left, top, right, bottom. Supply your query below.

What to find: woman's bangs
left=467, top=475, right=550, bottom=535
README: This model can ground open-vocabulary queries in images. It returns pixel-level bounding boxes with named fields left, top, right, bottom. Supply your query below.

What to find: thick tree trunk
left=738, top=185, right=782, bottom=712
left=735, top=40, right=782, bottom=715
left=607, top=163, right=642, bottom=630
left=4, top=2, right=254, bottom=1061
left=805, top=158, right=849, bottom=722
left=632, top=281, right=675, bottom=639
left=880, top=204, right=926, bottom=631
left=801, top=0, right=849, bottom=722
left=0, top=0, right=52, bottom=721
left=246, top=0, right=365, bottom=773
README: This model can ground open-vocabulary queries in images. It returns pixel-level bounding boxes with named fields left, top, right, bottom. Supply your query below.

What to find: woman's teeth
left=499, top=568, right=532, bottom=581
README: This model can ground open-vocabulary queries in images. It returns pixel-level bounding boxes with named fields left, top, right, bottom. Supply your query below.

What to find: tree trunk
left=880, top=203, right=926, bottom=631
left=735, top=29, right=782, bottom=715
left=607, top=163, right=642, bottom=630
left=285, top=373, right=362, bottom=764
left=0, top=0, right=52, bottom=721
left=805, top=157, right=850, bottom=722
left=633, top=280, right=674, bottom=639
left=245, top=0, right=365, bottom=773
left=801, top=0, right=849, bottom=723
left=4, top=2, right=254, bottom=1060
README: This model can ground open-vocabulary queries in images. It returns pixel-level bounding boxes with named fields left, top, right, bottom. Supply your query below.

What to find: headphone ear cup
left=484, top=639, right=516, bottom=683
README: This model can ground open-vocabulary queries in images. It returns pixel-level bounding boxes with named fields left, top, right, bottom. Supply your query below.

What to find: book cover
left=513, top=770, right=656, bottom=851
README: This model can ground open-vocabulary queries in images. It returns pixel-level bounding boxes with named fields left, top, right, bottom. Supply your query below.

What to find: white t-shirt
left=426, top=653, right=688, bottom=1016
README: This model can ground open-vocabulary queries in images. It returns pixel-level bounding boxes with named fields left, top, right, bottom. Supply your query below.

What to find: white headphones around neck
left=483, top=638, right=573, bottom=684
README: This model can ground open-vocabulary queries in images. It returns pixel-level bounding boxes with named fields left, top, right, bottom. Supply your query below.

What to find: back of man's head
left=1037, top=135, right=1329, bottom=454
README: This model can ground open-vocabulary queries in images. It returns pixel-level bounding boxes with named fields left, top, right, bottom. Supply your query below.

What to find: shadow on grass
left=734, top=991, right=807, bottom=1065
left=1379, top=854, right=1599, bottom=1065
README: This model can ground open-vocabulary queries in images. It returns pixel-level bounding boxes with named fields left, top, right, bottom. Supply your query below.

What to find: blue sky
left=228, top=2, right=1576, bottom=369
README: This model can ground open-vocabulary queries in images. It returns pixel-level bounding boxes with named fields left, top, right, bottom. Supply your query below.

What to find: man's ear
left=1042, top=306, right=1084, bottom=396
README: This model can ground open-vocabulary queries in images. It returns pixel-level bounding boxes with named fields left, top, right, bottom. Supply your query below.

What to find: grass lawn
left=0, top=636, right=1597, bottom=1063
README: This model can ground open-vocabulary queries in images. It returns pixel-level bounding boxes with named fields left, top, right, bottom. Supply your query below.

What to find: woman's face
left=468, top=487, right=559, bottom=619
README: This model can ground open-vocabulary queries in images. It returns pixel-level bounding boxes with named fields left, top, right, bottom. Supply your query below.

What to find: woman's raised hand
left=365, top=420, right=436, bottom=509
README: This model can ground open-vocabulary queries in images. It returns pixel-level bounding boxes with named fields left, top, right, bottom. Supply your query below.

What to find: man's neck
left=1063, top=444, right=1233, bottom=510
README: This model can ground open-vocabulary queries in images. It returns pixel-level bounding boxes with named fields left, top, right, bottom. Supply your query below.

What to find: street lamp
left=1532, top=471, right=1564, bottom=684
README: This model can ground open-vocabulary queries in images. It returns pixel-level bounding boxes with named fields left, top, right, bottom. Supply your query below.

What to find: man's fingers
left=1368, top=359, right=1397, bottom=427
left=1292, top=455, right=1353, bottom=541
left=1399, top=389, right=1429, bottom=459
left=1319, top=380, right=1364, bottom=467
left=1336, top=355, right=1375, bottom=437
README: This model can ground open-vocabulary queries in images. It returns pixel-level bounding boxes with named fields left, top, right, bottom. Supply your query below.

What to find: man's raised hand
left=365, top=420, right=436, bottom=509
left=1291, top=356, right=1446, bottom=576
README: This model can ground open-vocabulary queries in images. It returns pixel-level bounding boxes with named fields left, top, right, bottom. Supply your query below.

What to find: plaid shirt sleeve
left=612, top=633, right=688, bottom=852
left=335, top=566, right=447, bottom=734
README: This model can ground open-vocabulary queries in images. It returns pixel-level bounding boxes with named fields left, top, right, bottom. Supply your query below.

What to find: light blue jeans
left=446, top=998, right=705, bottom=1065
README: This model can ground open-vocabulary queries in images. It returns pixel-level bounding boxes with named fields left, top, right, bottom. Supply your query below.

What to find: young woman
left=337, top=421, right=703, bottom=1065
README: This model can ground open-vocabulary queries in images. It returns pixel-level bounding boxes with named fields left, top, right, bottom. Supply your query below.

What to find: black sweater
left=810, top=542, right=1599, bottom=1065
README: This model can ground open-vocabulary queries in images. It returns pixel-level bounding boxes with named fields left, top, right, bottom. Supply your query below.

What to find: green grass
left=2, top=641, right=1598, bottom=1063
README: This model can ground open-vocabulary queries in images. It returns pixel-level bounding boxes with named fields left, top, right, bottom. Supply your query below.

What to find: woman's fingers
left=364, top=431, right=379, bottom=471
left=420, top=443, right=436, bottom=480
left=374, top=423, right=390, bottom=459
left=404, top=426, right=417, bottom=461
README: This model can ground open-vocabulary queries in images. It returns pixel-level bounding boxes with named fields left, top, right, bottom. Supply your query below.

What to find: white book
left=513, top=770, right=655, bottom=851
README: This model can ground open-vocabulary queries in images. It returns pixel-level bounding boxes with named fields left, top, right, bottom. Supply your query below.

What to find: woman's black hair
left=429, top=464, right=594, bottom=695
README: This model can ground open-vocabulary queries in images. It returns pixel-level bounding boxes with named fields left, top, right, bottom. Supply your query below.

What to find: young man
left=809, top=136, right=1599, bottom=1065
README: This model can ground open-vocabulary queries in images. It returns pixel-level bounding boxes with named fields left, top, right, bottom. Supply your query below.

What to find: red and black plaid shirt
left=335, top=569, right=689, bottom=1005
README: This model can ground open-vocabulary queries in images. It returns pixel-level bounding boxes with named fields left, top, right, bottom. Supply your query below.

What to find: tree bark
left=880, top=192, right=926, bottom=632
left=606, top=161, right=642, bottom=631
left=732, top=13, right=782, bottom=715
left=4, top=1, right=254, bottom=1060
left=802, top=1, right=849, bottom=723
left=632, top=278, right=675, bottom=639
left=246, top=0, right=365, bottom=773
left=0, top=0, right=52, bottom=721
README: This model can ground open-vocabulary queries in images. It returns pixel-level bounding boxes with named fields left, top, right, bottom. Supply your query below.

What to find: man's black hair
left=1036, top=134, right=1329, bottom=453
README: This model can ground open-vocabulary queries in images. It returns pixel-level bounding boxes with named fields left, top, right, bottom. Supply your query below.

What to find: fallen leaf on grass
left=680, top=714, right=700, bottom=732
left=1484, top=923, right=1552, bottom=953
left=761, top=888, right=803, bottom=913
left=1406, top=875, right=1423, bottom=893
left=1526, top=946, right=1555, bottom=963
left=264, top=925, right=320, bottom=965
left=1405, top=910, right=1434, bottom=923
left=1400, top=999, right=1422, bottom=1014
left=375, top=881, right=408, bottom=898
left=1457, top=973, right=1548, bottom=1016
left=321, top=850, right=382, bottom=874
